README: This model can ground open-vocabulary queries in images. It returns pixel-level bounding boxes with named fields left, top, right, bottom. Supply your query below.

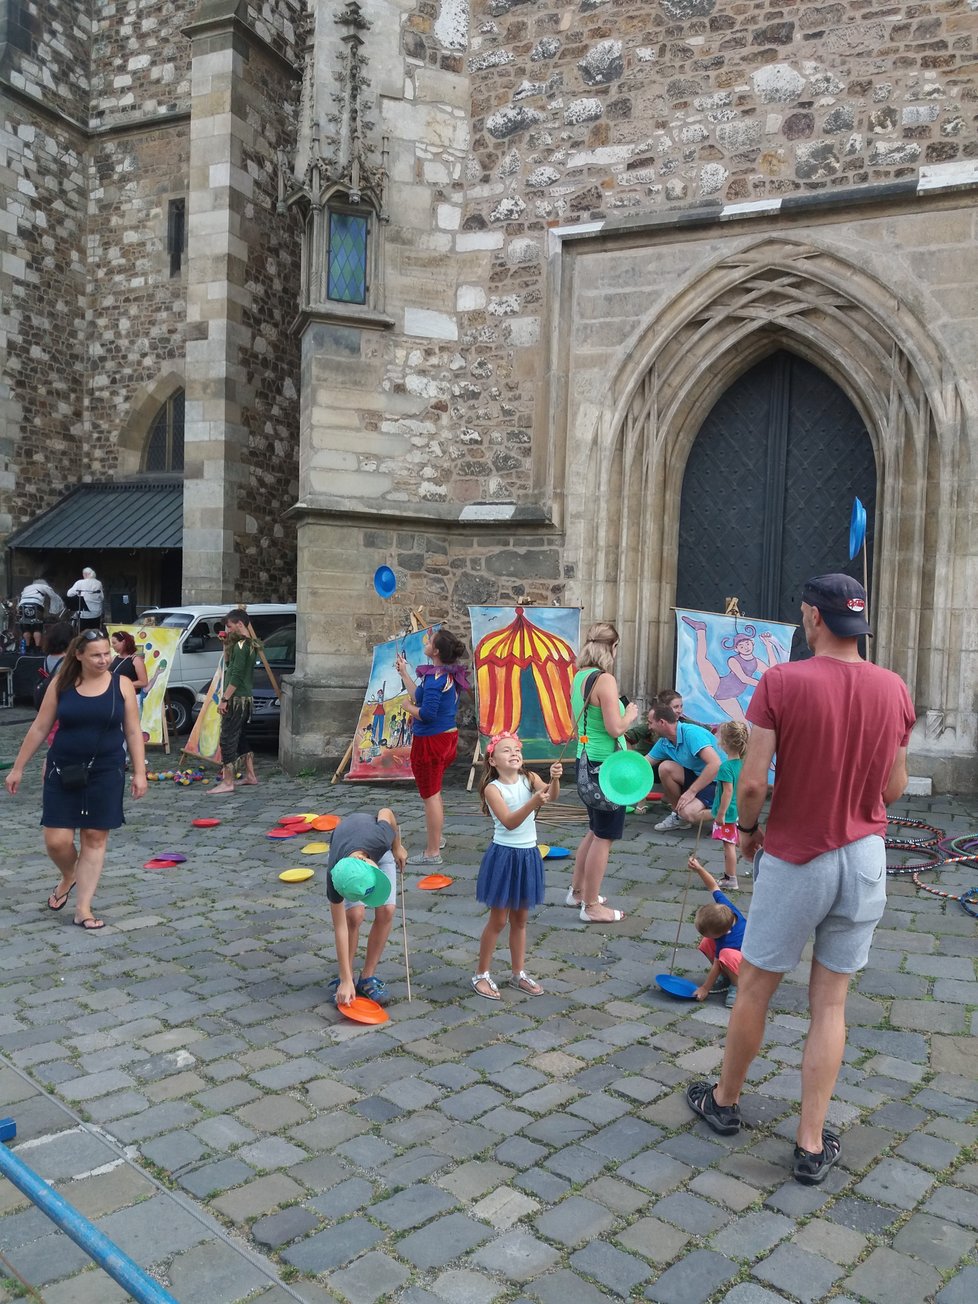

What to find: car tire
left=165, top=691, right=194, bottom=735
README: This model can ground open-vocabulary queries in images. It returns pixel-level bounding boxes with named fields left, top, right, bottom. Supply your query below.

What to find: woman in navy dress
left=5, top=630, right=148, bottom=930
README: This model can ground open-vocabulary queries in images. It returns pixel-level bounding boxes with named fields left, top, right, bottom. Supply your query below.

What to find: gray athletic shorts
left=344, top=851, right=396, bottom=911
left=742, top=834, right=886, bottom=974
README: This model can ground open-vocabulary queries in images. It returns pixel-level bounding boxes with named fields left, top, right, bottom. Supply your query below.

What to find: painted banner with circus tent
left=468, top=606, right=582, bottom=760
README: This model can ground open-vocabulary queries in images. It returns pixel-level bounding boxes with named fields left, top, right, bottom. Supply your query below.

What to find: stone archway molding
left=579, top=235, right=967, bottom=725
left=116, top=370, right=186, bottom=475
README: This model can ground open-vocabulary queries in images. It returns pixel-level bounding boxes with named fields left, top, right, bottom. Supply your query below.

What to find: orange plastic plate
left=338, top=996, right=389, bottom=1025
left=417, top=873, right=453, bottom=890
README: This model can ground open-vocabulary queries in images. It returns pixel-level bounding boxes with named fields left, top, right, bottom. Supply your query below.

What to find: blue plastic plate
left=655, top=973, right=698, bottom=999
left=849, top=497, right=867, bottom=561
left=545, top=846, right=570, bottom=859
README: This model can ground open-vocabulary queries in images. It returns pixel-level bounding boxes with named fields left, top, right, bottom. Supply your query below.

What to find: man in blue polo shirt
left=648, top=703, right=722, bottom=832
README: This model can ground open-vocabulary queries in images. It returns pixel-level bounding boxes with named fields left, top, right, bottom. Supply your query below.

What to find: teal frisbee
left=598, top=751, right=654, bottom=807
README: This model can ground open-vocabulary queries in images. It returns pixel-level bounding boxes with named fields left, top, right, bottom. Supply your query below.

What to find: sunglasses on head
left=80, top=629, right=108, bottom=642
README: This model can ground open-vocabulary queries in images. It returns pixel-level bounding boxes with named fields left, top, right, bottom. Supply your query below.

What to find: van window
left=150, top=611, right=195, bottom=629
left=250, top=614, right=297, bottom=641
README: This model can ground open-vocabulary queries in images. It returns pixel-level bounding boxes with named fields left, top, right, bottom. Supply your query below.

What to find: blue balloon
left=849, top=498, right=867, bottom=561
left=373, top=566, right=397, bottom=599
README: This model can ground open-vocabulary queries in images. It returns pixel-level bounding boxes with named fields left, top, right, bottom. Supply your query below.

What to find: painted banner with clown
left=106, top=623, right=180, bottom=747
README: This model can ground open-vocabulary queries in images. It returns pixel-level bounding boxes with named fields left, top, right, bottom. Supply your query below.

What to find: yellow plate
left=537, top=844, right=551, bottom=858
left=279, top=867, right=315, bottom=883
left=301, top=842, right=330, bottom=855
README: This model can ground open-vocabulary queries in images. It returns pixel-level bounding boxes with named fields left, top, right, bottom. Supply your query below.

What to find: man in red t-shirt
left=686, top=574, right=915, bottom=1186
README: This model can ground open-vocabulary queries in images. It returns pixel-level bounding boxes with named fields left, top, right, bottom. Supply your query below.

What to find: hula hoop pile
left=885, top=817, right=978, bottom=916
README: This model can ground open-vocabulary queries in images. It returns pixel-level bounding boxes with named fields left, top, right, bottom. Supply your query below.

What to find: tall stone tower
left=0, top=0, right=304, bottom=604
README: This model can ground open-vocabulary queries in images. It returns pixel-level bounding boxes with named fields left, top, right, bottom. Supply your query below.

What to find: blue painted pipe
left=0, top=1119, right=180, bottom=1304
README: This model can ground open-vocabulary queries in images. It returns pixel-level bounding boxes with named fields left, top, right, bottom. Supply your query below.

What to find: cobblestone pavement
left=0, top=761, right=975, bottom=1303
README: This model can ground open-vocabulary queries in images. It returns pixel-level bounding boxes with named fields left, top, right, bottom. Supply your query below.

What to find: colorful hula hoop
left=959, top=888, right=978, bottom=919
left=884, top=816, right=944, bottom=850
left=937, top=834, right=978, bottom=860
left=910, top=858, right=978, bottom=902
left=886, top=845, right=944, bottom=876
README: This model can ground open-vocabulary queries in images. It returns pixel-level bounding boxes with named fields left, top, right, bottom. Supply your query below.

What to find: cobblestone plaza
left=0, top=762, right=974, bottom=1302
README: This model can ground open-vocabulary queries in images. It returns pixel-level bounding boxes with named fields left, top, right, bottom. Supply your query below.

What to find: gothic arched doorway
left=676, top=351, right=877, bottom=625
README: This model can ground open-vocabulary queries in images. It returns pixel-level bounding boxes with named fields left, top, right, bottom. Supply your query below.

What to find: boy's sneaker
left=655, top=810, right=692, bottom=832
left=710, top=973, right=731, bottom=994
left=355, top=974, right=390, bottom=1006
left=724, top=986, right=738, bottom=1009
left=718, top=877, right=740, bottom=891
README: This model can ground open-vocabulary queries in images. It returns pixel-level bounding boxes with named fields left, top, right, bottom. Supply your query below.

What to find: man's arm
left=736, top=724, right=776, bottom=858
left=883, top=746, right=908, bottom=806
left=676, top=745, right=721, bottom=811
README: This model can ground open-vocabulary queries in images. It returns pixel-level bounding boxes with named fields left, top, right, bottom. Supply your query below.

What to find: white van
left=137, top=603, right=296, bottom=733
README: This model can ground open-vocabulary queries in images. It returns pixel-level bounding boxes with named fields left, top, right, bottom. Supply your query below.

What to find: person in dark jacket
left=212, top=609, right=260, bottom=794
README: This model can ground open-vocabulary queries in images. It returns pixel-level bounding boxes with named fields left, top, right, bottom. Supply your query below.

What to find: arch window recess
left=143, top=390, right=185, bottom=473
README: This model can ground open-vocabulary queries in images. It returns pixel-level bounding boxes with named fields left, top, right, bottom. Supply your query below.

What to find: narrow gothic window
left=168, top=198, right=186, bottom=277
left=327, top=209, right=369, bottom=304
left=144, top=390, right=185, bottom=472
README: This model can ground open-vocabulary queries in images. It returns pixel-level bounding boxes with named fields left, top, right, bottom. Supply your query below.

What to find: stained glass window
left=327, top=210, right=368, bottom=305
left=144, top=390, right=185, bottom=472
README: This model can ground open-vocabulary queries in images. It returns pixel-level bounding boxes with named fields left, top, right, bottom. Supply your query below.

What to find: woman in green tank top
left=568, top=622, right=638, bottom=922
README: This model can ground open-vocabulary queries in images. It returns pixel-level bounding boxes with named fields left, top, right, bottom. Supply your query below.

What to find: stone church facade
left=2, top=1, right=977, bottom=788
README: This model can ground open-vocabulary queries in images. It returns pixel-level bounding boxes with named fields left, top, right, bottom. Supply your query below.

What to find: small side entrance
left=677, top=351, right=876, bottom=624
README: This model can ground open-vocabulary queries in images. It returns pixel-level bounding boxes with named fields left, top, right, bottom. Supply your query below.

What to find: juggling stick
left=668, top=818, right=705, bottom=976
left=400, top=869, right=412, bottom=1003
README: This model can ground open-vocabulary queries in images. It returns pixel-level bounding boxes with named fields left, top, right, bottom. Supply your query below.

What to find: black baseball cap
left=801, top=573, right=872, bottom=638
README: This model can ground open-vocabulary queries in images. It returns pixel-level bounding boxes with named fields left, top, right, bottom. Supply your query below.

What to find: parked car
left=138, top=604, right=296, bottom=734
left=191, top=620, right=295, bottom=748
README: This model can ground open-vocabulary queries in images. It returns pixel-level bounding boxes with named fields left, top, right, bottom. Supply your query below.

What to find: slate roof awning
left=6, top=480, right=183, bottom=551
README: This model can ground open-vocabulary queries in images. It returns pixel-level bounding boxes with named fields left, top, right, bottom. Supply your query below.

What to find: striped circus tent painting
left=469, top=606, right=582, bottom=759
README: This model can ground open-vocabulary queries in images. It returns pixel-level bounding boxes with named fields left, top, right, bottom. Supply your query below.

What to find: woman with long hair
left=4, top=630, right=147, bottom=929
left=109, top=629, right=149, bottom=692
left=568, top=622, right=638, bottom=922
left=395, top=627, right=469, bottom=864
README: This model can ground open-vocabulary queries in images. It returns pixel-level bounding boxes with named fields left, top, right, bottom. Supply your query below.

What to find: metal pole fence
left=0, top=1119, right=180, bottom=1304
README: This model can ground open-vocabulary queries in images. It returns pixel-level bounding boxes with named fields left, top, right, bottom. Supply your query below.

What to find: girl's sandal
left=471, top=972, right=500, bottom=1000
left=511, top=970, right=544, bottom=995
left=564, top=888, right=606, bottom=907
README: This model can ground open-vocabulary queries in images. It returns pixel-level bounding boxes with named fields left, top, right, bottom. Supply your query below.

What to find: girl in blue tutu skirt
left=472, top=732, right=562, bottom=999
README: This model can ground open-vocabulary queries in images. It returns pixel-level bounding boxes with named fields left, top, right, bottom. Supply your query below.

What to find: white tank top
left=489, top=775, right=537, bottom=848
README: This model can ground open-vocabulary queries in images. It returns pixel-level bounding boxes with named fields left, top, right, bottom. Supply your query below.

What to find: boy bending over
left=327, top=808, right=407, bottom=1008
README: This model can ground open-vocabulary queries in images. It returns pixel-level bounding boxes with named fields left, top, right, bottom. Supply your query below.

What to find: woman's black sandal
left=793, top=1130, right=842, bottom=1185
